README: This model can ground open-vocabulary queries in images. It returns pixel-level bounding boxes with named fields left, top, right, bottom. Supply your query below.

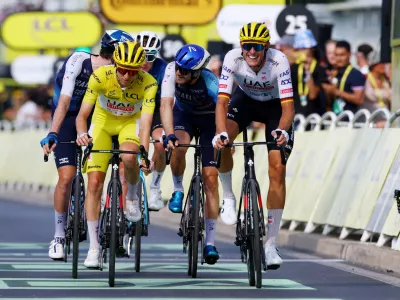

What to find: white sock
left=150, top=171, right=164, bottom=189
left=87, top=220, right=99, bottom=250
left=265, top=209, right=283, bottom=246
left=205, top=219, right=217, bottom=246
left=218, top=171, right=235, bottom=200
left=54, top=211, right=67, bottom=238
left=127, top=181, right=139, bottom=201
left=173, top=175, right=184, bottom=192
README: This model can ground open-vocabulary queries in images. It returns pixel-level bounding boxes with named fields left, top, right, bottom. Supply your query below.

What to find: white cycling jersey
left=218, top=48, right=293, bottom=102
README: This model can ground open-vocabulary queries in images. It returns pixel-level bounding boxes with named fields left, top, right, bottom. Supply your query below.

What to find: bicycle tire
left=250, top=180, right=262, bottom=289
left=109, top=179, right=118, bottom=287
left=245, top=183, right=255, bottom=286
left=72, top=175, right=81, bottom=279
left=190, top=176, right=201, bottom=278
left=135, top=181, right=143, bottom=273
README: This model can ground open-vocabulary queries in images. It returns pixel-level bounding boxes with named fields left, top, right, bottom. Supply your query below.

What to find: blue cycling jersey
left=52, top=51, right=93, bottom=113
left=148, top=57, right=167, bottom=106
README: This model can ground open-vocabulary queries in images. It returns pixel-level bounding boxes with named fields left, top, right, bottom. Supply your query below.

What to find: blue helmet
left=174, top=44, right=211, bottom=71
left=101, top=29, right=134, bottom=49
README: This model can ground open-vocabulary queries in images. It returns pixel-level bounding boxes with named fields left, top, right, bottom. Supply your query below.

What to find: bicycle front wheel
left=135, top=180, right=143, bottom=273
left=249, top=180, right=262, bottom=289
left=109, top=179, right=118, bottom=287
left=72, top=175, right=82, bottom=279
left=190, top=176, right=201, bottom=278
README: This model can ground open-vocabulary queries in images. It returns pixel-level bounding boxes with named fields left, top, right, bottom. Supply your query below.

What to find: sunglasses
left=116, top=67, right=139, bottom=77
left=242, top=43, right=265, bottom=52
left=175, top=64, right=192, bottom=75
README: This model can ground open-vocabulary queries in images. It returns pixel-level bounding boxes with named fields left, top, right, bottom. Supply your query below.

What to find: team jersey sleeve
left=83, top=68, right=104, bottom=105
left=276, top=53, right=294, bottom=103
left=350, top=69, right=366, bottom=91
left=60, top=52, right=88, bottom=97
left=218, top=50, right=238, bottom=99
left=203, top=70, right=219, bottom=103
left=161, top=62, right=176, bottom=98
left=141, top=76, right=158, bottom=115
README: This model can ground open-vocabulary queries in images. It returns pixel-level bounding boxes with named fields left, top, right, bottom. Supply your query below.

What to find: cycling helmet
left=239, top=22, right=270, bottom=43
left=101, top=29, right=134, bottom=49
left=113, top=41, right=146, bottom=69
left=174, top=44, right=211, bottom=71
left=135, top=31, right=161, bottom=52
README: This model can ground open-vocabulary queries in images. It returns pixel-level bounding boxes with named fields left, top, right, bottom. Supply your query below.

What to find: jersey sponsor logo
left=136, top=73, right=144, bottom=84
left=75, top=79, right=88, bottom=88
left=87, top=88, right=95, bottom=94
left=106, top=99, right=135, bottom=112
left=105, top=70, right=113, bottom=76
left=262, top=75, right=267, bottom=80
left=219, top=84, right=227, bottom=88
left=267, top=58, right=279, bottom=67
left=144, top=98, right=155, bottom=107
left=244, top=78, right=274, bottom=91
left=125, top=92, right=139, bottom=99
left=88, top=165, right=101, bottom=169
left=234, top=56, right=244, bottom=63
left=280, top=69, right=289, bottom=77
left=145, top=82, right=157, bottom=90
left=222, top=65, right=234, bottom=74
left=281, top=88, right=293, bottom=94
left=220, top=74, right=229, bottom=80
left=281, top=78, right=292, bottom=85
left=92, top=73, right=101, bottom=84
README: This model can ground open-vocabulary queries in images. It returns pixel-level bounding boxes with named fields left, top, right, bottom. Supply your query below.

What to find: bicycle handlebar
left=44, top=139, right=77, bottom=162
left=164, top=143, right=213, bottom=166
left=215, top=131, right=287, bottom=169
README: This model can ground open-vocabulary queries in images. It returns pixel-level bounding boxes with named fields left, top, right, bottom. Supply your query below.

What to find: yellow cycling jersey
left=83, top=65, right=158, bottom=118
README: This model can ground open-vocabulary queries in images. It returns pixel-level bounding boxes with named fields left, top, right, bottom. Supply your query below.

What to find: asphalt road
left=0, top=199, right=399, bottom=300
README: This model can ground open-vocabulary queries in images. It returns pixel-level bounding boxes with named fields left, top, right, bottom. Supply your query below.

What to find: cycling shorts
left=53, top=112, right=78, bottom=169
left=173, top=106, right=216, bottom=168
left=227, top=88, right=294, bottom=153
left=87, top=115, right=140, bottom=173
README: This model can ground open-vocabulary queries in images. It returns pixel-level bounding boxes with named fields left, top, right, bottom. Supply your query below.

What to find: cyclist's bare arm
left=278, top=100, right=295, bottom=131
left=140, top=82, right=158, bottom=152
left=76, top=102, right=94, bottom=146
left=215, top=96, right=230, bottom=148
left=49, top=53, right=86, bottom=133
left=160, top=62, right=176, bottom=137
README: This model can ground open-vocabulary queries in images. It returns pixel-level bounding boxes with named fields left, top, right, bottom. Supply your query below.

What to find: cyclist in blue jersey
left=135, top=31, right=167, bottom=211
left=40, top=30, right=134, bottom=260
left=160, top=44, right=220, bottom=265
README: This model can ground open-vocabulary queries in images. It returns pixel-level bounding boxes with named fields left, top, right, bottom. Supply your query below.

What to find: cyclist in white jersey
left=213, top=22, right=295, bottom=270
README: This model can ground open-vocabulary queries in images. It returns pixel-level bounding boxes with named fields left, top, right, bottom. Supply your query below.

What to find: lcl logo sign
left=32, top=17, right=72, bottom=32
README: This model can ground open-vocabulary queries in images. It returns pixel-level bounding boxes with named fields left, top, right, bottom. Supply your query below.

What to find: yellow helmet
left=239, top=22, right=270, bottom=43
left=113, top=41, right=145, bottom=69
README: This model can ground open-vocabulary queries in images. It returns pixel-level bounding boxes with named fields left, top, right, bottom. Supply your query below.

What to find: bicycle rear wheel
left=109, top=179, right=118, bottom=287
left=245, top=185, right=255, bottom=286
left=72, top=175, right=82, bottom=279
left=135, top=180, right=143, bottom=273
left=190, top=176, right=201, bottom=278
left=249, top=180, right=262, bottom=288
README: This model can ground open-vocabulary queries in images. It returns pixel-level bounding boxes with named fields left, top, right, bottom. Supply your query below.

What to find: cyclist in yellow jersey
left=75, top=41, right=158, bottom=268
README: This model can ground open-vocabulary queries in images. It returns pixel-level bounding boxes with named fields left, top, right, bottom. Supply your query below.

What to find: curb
left=2, top=192, right=400, bottom=275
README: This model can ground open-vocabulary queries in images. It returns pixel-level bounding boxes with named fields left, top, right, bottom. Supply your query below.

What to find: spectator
left=356, top=43, right=374, bottom=75
left=207, top=54, right=223, bottom=78
left=359, top=50, right=391, bottom=127
left=14, top=89, right=41, bottom=127
left=322, top=40, right=366, bottom=115
left=291, top=29, right=327, bottom=117
left=324, top=40, right=337, bottom=70
left=275, top=34, right=295, bottom=65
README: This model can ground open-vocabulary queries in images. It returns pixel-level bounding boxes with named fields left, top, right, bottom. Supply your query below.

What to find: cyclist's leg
left=263, top=99, right=295, bottom=269
left=149, top=106, right=166, bottom=210
left=49, top=114, right=77, bottom=260
left=118, top=118, right=141, bottom=222
left=218, top=89, right=253, bottom=225
left=197, top=113, right=220, bottom=264
left=168, top=107, right=192, bottom=213
left=84, top=123, right=112, bottom=268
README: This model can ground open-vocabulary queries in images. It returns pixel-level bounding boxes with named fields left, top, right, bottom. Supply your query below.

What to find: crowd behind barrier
left=1, top=107, right=400, bottom=251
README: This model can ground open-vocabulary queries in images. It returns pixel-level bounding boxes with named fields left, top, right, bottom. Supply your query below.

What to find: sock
left=173, top=175, right=184, bottom=192
left=150, top=171, right=164, bottom=189
left=87, top=220, right=99, bottom=250
left=265, top=209, right=283, bottom=246
left=218, top=171, right=235, bottom=200
left=54, top=211, right=67, bottom=238
left=205, top=219, right=217, bottom=246
left=127, top=181, right=139, bottom=201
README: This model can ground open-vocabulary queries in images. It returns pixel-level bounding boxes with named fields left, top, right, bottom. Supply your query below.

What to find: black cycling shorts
left=151, top=103, right=163, bottom=135
left=227, top=88, right=294, bottom=153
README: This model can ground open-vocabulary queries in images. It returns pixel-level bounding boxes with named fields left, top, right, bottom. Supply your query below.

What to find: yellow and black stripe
left=239, top=22, right=270, bottom=43
left=113, top=41, right=145, bottom=69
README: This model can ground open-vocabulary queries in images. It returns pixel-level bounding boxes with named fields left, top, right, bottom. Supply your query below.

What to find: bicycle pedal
left=116, top=247, right=126, bottom=258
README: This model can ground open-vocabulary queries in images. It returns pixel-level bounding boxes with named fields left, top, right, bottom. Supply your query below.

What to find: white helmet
left=136, top=31, right=161, bottom=52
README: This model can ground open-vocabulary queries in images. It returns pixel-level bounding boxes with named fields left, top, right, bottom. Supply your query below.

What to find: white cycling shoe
left=126, top=200, right=142, bottom=222
left=220, top=198, right=237, bottom=225
left=148, top=188, right=164, bottom=211
left=84, top=248, right=100, bottom=268
left=48, top=237, right=65, bottom=260
left=264, top=245, right=283, bottom=270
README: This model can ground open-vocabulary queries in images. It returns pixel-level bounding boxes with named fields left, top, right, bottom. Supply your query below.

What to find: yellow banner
left=1, top=12, right=102, bottom=50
